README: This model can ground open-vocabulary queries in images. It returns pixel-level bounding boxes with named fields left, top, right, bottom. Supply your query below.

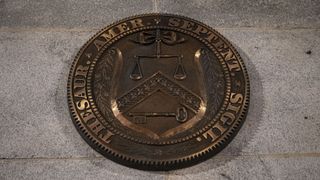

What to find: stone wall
left=0, top=0, right=319, bottom=179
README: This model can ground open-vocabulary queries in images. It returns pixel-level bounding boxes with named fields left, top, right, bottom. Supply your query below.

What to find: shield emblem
left=71, top=14, right=248, bottom=170
left=108, top=28, right=208, bottom=139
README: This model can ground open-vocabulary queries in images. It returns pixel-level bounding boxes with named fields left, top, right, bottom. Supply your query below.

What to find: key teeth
left=129, top=106, right=188, bottom=123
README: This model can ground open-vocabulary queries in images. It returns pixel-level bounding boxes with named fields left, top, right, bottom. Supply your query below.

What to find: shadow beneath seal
left=51, top=32, right=105, bottom=159
left=168, top=43, right=265, bottom=174
left=53, top=50, right=98, bottom=157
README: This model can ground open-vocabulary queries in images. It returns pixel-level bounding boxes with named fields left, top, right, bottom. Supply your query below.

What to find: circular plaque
left=68, top=14, right=249, bottom=170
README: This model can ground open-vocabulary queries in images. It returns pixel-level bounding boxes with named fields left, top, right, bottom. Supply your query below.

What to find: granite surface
left=0, top=0, right=319, bottom=179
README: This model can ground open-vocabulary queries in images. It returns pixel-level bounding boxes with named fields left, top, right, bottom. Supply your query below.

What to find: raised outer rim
left=67, top=13, right=250, bottom=171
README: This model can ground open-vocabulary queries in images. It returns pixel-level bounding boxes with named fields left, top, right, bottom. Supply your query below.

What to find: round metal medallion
left=68, top=14, right=249, bottom=170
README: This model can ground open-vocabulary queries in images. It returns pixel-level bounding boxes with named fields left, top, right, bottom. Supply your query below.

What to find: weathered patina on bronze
left=67, top=14, right=250, bottom=170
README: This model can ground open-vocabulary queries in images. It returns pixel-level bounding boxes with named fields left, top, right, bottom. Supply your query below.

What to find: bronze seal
left=67, top=14, right=249, bottom=170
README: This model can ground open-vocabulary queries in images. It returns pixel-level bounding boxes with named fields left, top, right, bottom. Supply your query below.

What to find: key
left=128, top=107, right=188, bottom=123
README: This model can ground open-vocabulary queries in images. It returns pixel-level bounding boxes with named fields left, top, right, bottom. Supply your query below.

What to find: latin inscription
left=68, top=14, right=250, bottom=169
left=198, top=92, right=243, bottom=142
left=93, top=18, right=145, bottom=51
left=168, top=17, right=241, bottom=73
left=73, top=63, right=114, bottom=143
left=73, top=16, right=246, bottom=146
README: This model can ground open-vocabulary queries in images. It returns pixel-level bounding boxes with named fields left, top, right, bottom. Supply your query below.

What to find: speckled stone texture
left=157, top=0, right=320, bottom=28
left=0, top=0, right=319, bottom=179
